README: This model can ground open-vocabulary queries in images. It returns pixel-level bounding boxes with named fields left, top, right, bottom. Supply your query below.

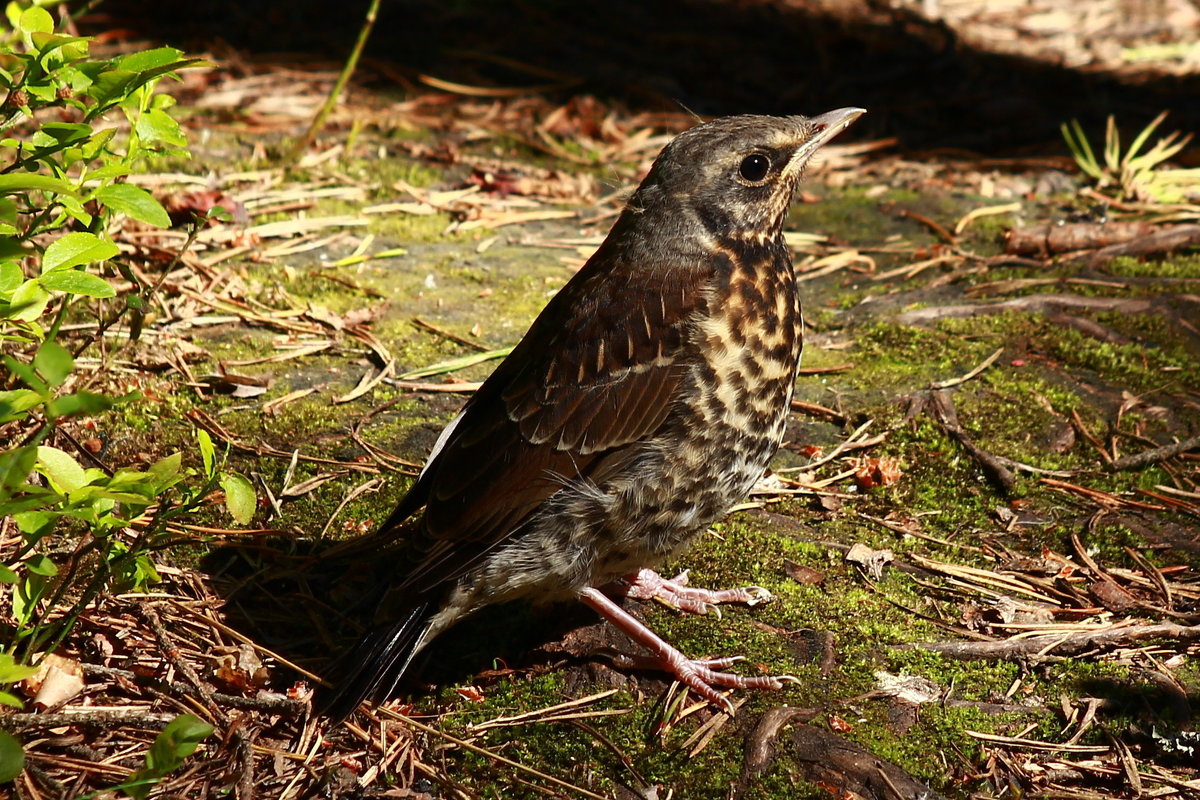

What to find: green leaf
left=0, top=236, right=27, bottom=260
left=117, top=47, right=185, bottom=73
left=31, top=33, right=90, bottom=64
left=219, top=472, right=255, bottom=525
left=0, top=198, right=17, bottom=226
left=46, top=390, right=118, bottom=419
left=0, top=728, right=23, bottom=783
left=11, top=571, right=46, bottom=626
left=14, top=510, right=53, bottom=537
left=0, top=261, right=23, bottom=294
left=0, top=494, right=61, bottom=519
left=33, top=341, right=73, bottom=388
left=147, top=452, right=182, bottom=493
left=0, top=173, right=76, bottom=197
left=135, top=108, right=187, bottom=148
left=85, top=162, right=131, bottom=182
left=197, top=429, right=215, bottom=478
left=85, top=68, right=135, bottom=112
left=5, top=280, right=50, bottom=322
left=1, top=355, right=43, bottom=394
left=95, top=183, right=170, bottom=228
left=0, top=691, right=23, bottom=709
left=0, top=446, right=38, bottom=494
left=35, top=122, right=91, bottom=145
left=36, top=445, right=87, bottom=493
left=39, top=268, right=116, bottom=297
left=18, top=5, right=53, bottom=36
left=58, top=194, right=93, bottom=226
left=25, top=554, right=58, bottom=577
left=0, top=653, right=36, bottom=684
left=81, top=128, right=118, bottom=162
left=41, top=232, right=119, bottom=273
left=0, top=565, right=17, bottom=583
left=0, top=389, right=41, bottom=422
left=124, top=714, right=212, bottom=800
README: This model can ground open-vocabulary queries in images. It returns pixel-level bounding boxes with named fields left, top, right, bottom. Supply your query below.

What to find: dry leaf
left=26, top=653, right=85, bottom=709
left=845, top=542, right=894, bottom=580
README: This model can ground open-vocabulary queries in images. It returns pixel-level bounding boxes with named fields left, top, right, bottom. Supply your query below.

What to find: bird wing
left=388, top=249, right=712, bottom=595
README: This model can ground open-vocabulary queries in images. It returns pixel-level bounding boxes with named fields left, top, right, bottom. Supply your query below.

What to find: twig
left=916, top=622, right=1200, bottom=660
left=897, top=294, right=1155, bottom=326
left=1069, top=409, right=1114, bottom=466
left=4, top=709, right=177, bottom=730
left=237, top=726, right=258, bottom=800
left=376, top=707, right=613, bottom=800
left=1084, top=223, right=1200, bottom=267
left=1108, top=434, right=1200, bottom=472
left=143, top=604, right=228, bottom=725
left=318, top=477, right=383, bottom=537
left=929, top=390, right=1016, bottom=493
left=898, top=208, right=957, bottom=244
left=931, top=346, right=1004, bottom=389
left=775, top=419, right=880, bottom=473
left=412, top=316, right=490, bottom=352
left=288, top=0, right=381, bottom=159
left=789, top=398, right=847, bottom=424
left=82, top=664, right=305, bottom=714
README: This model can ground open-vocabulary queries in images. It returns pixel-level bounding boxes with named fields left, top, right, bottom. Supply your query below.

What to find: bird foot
left=579, top=587, right=795, bottom=714
left=620, top=568, right=772, bottom=617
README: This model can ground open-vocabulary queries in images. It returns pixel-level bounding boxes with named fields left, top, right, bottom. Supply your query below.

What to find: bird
left=321, top=108, right=865, bottom=721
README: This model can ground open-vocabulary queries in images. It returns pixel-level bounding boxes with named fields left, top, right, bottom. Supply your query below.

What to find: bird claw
left=579, top=588, right=790, bottom=718
left=607, top=651, right=792, bottom=713
left=621, top=568, right=773, bottom=615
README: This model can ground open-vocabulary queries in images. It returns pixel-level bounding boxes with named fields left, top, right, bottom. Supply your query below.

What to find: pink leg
left=619, top=568, right=771, bottom=616
left=579, top=587, right=796, bottom=713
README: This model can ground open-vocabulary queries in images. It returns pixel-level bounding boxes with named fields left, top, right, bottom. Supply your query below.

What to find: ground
left=3, top=1, right=1200, bottom=799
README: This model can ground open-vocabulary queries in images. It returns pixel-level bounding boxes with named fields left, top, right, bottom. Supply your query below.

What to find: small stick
left=412, top=316, right=489, bottom=352
left=929, top=390, right=1016, bottom=493
left=789, top=398, right=847, bottom=424
left=1108, top=434, right=1200, bottom=472
left=898, top=208, right=956, bottom=244
left=143, top=605, right=228, bottom=725
left=917, top=622, right=1200, bottom=660
left=4, top=709, right=177, bottom=730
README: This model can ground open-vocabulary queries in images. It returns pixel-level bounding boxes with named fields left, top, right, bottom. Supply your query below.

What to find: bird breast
left=650, top=242, right=802, bottom=529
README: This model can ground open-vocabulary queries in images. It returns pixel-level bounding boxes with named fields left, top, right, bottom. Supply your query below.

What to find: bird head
left=631, top=109, right=865, bottom=243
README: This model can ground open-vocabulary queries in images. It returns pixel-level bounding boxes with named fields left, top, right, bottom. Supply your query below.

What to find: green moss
left=1106, top=253, right=1200, bottom=279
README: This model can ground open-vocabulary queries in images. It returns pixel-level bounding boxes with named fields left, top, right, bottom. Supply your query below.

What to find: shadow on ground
left=96, top=0, right=1200, bottom=153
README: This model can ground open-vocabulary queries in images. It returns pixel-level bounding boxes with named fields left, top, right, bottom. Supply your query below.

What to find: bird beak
left=785, top=107, right=866, bottom=172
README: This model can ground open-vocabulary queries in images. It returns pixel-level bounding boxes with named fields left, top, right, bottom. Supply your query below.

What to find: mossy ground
left=82, top=122, right=1200, bottom=799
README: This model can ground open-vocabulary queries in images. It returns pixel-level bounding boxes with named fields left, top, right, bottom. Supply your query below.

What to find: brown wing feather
left=391, top=244, right=712, bottom=595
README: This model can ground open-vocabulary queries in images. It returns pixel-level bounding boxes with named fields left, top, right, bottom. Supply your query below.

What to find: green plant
left=0, top=3, right=251, bottom=787
left=1061, top=111, right=1200, bottom=202
left=110, top=713, right=214, bottom=799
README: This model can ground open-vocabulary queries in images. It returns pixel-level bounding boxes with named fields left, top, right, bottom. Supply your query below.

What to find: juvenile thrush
left=322, top=109, right=865, bottom=721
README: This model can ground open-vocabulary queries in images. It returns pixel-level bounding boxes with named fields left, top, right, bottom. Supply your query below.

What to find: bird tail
left=318, top=602, right=433, bottom=722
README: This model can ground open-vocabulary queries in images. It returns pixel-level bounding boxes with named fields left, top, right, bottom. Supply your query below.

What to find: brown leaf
left=198, top=372, right=272, bottom=398
left=1089, top=579, right=1138, bottom=613
left=214, top=644, right=270, bottom=692
left=164, top=189, right=249, bottom=226
left=853, top=456, right=902, bottom=489
left=784, top=560, right=827, bottom=586
left=845, top=543, right=894, bottom=580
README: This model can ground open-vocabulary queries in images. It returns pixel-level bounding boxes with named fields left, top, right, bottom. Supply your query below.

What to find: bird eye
left=738, top=153, right=771, bottom=183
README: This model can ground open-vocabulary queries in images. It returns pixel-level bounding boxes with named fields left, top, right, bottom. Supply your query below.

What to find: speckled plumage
left=322, top=109, right=864, bottom=721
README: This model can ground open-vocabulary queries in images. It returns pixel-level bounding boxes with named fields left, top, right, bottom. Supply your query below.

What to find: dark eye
left=738, top=153, right=771, bottom=182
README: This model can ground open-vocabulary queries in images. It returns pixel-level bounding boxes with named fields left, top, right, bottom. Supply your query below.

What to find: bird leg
left=578, top=587, right=796, bottom=713
left=616, top=568, right=771, bottom=616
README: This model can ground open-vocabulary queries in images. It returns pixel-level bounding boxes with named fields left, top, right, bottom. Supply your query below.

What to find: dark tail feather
left=318, top=603, right=432, bottom=722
